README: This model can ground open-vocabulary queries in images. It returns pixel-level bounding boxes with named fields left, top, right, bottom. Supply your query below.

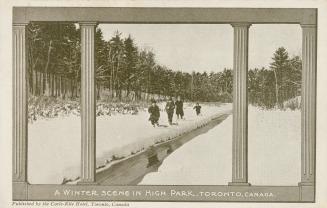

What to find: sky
left=99, top=24, right=301, bottom=73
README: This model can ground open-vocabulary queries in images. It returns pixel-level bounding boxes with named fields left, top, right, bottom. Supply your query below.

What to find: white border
left=1, top=0, right=327, bottom=208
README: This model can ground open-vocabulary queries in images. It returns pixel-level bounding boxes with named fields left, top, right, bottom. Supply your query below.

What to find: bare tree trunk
left=31, top=70, right=35, bottom=95
left=43, top=73, right=46, bottom=95
left=38, top=71, right=42, bottom=96
left=50, top=73, right=53, bottom=96
left=53, top=75, right=57, bottom=97
left=118, top=81, right=122, bottom=100
left=111, top=62, right=116, bottom=98
left=51, top=74, right=55, bottom=96
left=74, top=79, right=77, bottom=98
left=59, top=76, right=62, bottom=98
left=273, top=68, right=279, bottom=107
left=70, top=79, right=74, bottom=99
left=56, top=75, right=58, bottom=97
left=44, top=40, right=53, bottom=96
left=73, top=80, right=75, bottom=98
left=108, top=49, right=114, bottom=99
left=36, top=70, right=39, bottom=96
left=115, top=56, right=121, bottom=99
left=41, top=71, right=44, bottom=96
left=110, top=65, right=114, bottom=98
left=146, top=69, right=150, bottom=101
left=68, top=78, right=72, bottom=98
left=75, top=74, right=79, bottom=98
left=78, top=81, right=81, bottom=98
left=62, top=77, right=66, bottom=99
left=96, top=83, right=101, bottom=100
left=54, top=75, right=56, bottom=97
left=48, top=73, right=51, bottom=96
left=56, top=75, right=59, bottom=97
left=190, top=73, right=194, bottom=101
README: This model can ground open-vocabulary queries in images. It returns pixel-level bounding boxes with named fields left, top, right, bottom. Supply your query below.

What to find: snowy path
left=96, top=113, right=230, bottom=185
left=28, top=103, right=231, bottom=184
left=140, top=106, right=301, bottom=186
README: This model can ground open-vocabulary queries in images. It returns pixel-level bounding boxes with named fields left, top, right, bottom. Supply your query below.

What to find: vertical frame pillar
left=229, top=23, right=251, bottom=186
left=13, top=23, right=29, bottom=199
left=299, top=24, right=316, bottom=201
left=79, top=22, right=97, bottom=184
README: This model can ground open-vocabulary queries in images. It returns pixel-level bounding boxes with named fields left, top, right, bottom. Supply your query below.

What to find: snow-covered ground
left=140, top=106, right=301, bottom=186
left=28, top=102, right=231, bottom=184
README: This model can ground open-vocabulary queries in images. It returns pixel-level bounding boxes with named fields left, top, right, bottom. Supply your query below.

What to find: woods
left=27, top=23, right=81, bottom=99
left=27, top=23, right=302, bottom=109
left=249, top=48, right=301, bottom=108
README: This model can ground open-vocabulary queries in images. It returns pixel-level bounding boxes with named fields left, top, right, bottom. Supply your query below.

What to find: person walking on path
left=175, top=96, right=184, bottom=119
left=148, top=99, right=160, bottom=127
left=165, top=97, right=175, bottom=125
left=193, top=103, right=202, bottom=116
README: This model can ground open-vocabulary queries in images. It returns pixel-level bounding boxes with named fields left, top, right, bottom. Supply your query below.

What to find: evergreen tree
left=108, top=31, right=124, bottom=99
left=270, top=47, right=290, bottom=107
left=123, top=35, right=138, bottom=98
left=27, top=23, right=302, bottom=108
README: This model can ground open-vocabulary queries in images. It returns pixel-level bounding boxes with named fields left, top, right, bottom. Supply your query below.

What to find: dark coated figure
left=165, top=97, right=175, bottom=125
left=175, top=96, right=184, bottom=119
left=148, top=99, right=160, bottom=127
left=193, top=103, right=202, bottom=116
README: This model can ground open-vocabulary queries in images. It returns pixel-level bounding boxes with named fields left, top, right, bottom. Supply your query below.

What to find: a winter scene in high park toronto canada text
left=27, top=23, right=302, bottom=186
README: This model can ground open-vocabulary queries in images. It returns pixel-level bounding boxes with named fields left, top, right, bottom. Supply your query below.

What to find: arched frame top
left=13, top=7, right=317, bottom=25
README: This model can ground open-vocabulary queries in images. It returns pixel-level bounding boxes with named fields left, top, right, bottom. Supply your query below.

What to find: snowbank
left=140, top=106, right=300, bottom=186
left=28, top=103, right=231, bottom=184
left=28, top=115, right=81, bottom=184
left=248, top=106, right=301, bottom=185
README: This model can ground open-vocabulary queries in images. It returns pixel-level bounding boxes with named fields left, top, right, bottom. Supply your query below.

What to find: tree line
left=249, top=48, right=301, bottom=108
left=27, top=23, right=301, bottom=108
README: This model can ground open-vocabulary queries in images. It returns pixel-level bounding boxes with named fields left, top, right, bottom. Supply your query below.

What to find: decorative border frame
left=12, top=7, right=317, bottom=202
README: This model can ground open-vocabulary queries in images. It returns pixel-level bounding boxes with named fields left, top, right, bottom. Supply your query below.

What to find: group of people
left=148, top=96, right=202, bottom=127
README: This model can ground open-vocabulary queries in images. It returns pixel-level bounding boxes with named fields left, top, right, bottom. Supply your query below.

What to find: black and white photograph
left=26, top=23, right=302, bottom=187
